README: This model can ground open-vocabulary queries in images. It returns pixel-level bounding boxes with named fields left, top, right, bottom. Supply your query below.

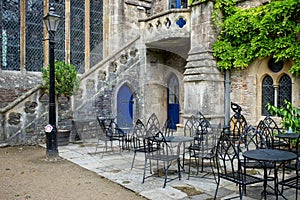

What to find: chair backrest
left=229, top=103, right=248, bottom=142
left=196, top=121, right=218, bottom=157
left=237, top=125, right=267, bottom=157
left=215, top=133, right=239, bottom=176
left=145, top=113, right=160, bottom=138
left=184, top=115, right=200, bottom=137
left=132, top=119, right=146, bottom=149
left=97, top=116, right=115, bottom=136
left=257, top=116, right=282, bottom=149
left=162, top=118, right=175, bottom=137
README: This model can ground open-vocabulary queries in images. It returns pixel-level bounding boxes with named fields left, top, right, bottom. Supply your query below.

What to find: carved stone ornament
left=24, top=101, right=38, bottom=114
left=8, top=112, right=22, bottom=125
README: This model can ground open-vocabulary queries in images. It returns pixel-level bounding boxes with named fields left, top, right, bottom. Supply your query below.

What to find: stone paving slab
left=54, top=140, right=298, bottom=200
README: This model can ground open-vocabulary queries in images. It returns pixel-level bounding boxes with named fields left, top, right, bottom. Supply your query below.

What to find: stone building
left=0, top=0, right=299, bottom=145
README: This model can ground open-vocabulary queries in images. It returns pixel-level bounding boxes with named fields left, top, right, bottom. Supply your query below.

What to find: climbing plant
left=190, top=0, right=300, bottom=76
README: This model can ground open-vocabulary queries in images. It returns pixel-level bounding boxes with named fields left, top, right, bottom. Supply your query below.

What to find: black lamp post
left=43, top=5, right=61, bottom=158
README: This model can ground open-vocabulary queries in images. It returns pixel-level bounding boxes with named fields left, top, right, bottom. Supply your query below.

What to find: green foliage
left=267, top=100, right=300, bottom=132
left=41, top=61, right=80, bottom=96
left=212, top=0, right=300, bottom=76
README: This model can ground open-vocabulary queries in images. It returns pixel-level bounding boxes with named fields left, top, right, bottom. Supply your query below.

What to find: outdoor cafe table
left=243, top=149, right=297, bottom=200
left=276, top=133, right=300, bottom=151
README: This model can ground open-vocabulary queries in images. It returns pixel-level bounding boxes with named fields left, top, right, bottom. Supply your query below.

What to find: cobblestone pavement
left=55, top=140, right=298, bottom=200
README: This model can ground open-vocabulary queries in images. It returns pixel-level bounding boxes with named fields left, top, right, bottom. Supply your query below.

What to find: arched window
left=261, top=57, right=293, bottom=116
left=262, top=75, right=274, bottom=116
left=278, top=74, right=292, bottom=107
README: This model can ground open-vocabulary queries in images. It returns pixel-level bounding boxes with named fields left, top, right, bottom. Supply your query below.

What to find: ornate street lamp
left=43, top=4, right=61, bottom=158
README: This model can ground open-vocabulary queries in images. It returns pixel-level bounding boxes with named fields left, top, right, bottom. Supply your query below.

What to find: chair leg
left=142, top=158, right=148, bottom=184
left=188, top=156, right=191, bottom=180
left=163, top=165, right=168, bottom=188
left=131, top=152, right=136, bottom=170
left=178, top=158, right=181, bottom=180
left=214, top=177, right=220, bottom=199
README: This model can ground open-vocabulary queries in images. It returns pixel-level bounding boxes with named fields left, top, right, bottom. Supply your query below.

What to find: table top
left=72, top=119, right=95, bottom=123
left=243, top=149, right=297, bottom=162
left=162, top=136, right=194, bottom=143
left=276, top=133, right=300, bottom=139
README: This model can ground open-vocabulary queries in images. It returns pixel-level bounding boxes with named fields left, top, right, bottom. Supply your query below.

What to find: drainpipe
left=224, top=70, right=230, bottom=126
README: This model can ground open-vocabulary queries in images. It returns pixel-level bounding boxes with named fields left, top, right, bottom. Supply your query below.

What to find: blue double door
left=117, top=76, right=179, bottom=129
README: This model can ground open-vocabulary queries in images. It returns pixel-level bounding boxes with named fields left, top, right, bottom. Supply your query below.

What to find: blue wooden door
left=117, top=85, right=133, bottom=128
left=167, top=74, right=179, bottom=129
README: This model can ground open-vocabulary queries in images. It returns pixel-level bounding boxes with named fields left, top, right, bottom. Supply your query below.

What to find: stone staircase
left=0, top=36, right=143, bottom=145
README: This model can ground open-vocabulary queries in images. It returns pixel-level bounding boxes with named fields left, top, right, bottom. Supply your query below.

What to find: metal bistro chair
left=131, top=119, right=159, bottom=170
left=237, top=125, right=273, bottom=195
left=95, top=116, right=126, bottom=155
left=183, top=115, right=201, bottom=170
left=188, top=119, right=218, bottom=181
left=228, top=102, right=248, bottom=142
left=257, top=116, right=288, bottom=150
left=214, top=132, right=265, bottom=200
left=142, top=131, right=181, bottom=188
left=279, top=133, right=300, bottom=200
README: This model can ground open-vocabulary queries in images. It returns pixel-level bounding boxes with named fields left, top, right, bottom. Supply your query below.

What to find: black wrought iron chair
left=95, top=116, right=126, bottom=155
left=257, top=116, right=288, bottom=149
left=145, top=113, right=161, bottom=138
left=183, top=115, right=200, bottom=169
left=228, top=102, right=248, bottom=142
left=131, top=119, right=155, bottom=170
left=279, top=134, right=300, bottom=199
left=214, top=132, right=265, bottom=199
left=142, top=131, right=181, bottom=188
left=237, top=125, right=274, bottom=195
left=188, top=119, right=218, bottom=181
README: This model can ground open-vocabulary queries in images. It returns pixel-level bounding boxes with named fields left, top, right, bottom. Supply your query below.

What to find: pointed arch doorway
left=117, top=84, right=134, bottom=128
left=167, top=74, right=179, bottom=129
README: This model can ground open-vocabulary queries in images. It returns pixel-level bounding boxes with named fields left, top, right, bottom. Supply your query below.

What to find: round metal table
left=243, top=149, right=297, bottom=200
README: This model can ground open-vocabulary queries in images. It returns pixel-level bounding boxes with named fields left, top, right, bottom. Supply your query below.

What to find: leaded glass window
left=52, top=1, right=65, bottom=62
left=262, top=75, right=274, bottom=116
left=90, top=0, right=103, bottom=68
left=26, top=0, right=44, bottom=71
left=2, top=0, right=20, bottom=71
left=70, top=0, right=85, bottom=72
left=278, top=74, right=292, bottom=107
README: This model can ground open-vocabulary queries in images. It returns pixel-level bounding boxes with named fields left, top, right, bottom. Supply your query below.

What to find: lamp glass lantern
left=43, top=6, right=61, bottom=34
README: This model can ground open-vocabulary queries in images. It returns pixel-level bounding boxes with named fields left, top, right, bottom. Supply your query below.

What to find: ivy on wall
left=190, top=0, right=300, bottom=76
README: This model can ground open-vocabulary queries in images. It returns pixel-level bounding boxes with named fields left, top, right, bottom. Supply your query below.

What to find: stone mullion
left=20, top=0, right=26, bottom=72
left=85, top=0, right=90, bottom=71
left=65, top=0, right=71, bottom=63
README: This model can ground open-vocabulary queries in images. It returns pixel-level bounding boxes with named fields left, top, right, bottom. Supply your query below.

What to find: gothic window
left=278, top=74, right=292, bottom=107
left=261, top=72, right=292, bottom=116
left=26, top=0, right=44, bottom=71
left=1, top=0, right=20, bottom=71
left=90, top=0, right=103, bottom=68
left=262, top=75, right=274, bottom=116
left=52, top=1, right=65, bottom=62
left=70, top=0, right=85, bottom=72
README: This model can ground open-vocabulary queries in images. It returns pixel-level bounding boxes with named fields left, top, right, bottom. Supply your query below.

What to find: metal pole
left=46, top=31, right=58, bottom=158
left=224, top=70, right=230, bottom=127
